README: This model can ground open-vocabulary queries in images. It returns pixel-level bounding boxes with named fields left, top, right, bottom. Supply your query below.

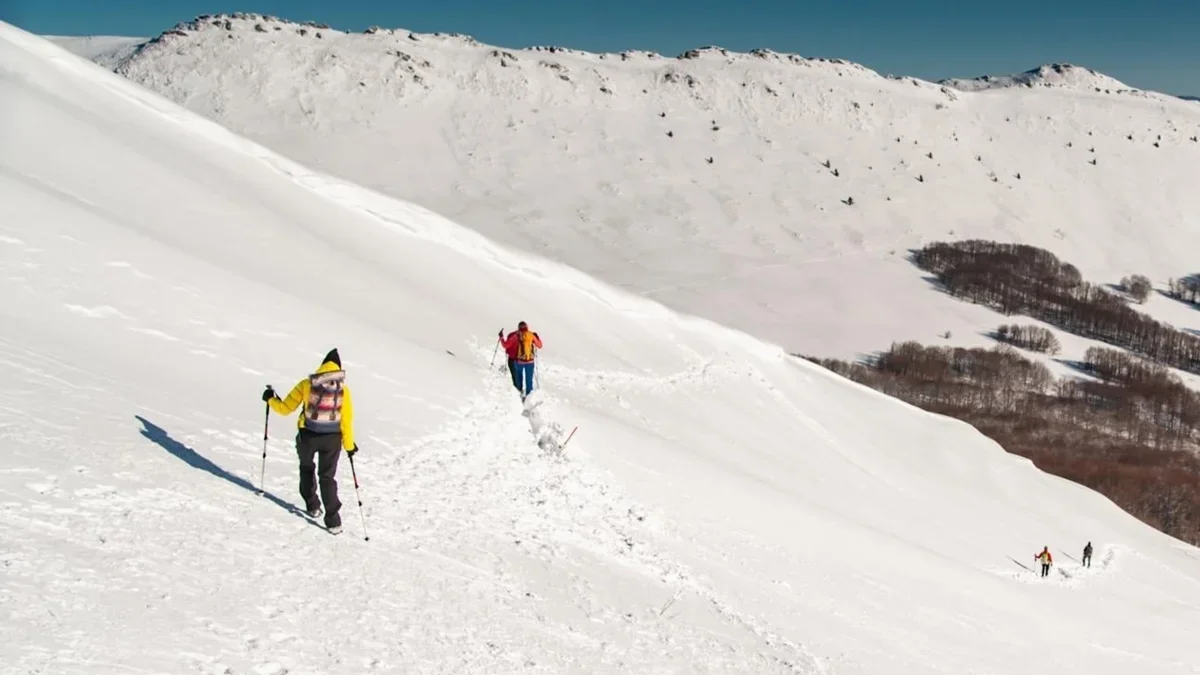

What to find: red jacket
left=502, top=331, right=519, bottom=359
left=503, top=329, right=543, bottom=363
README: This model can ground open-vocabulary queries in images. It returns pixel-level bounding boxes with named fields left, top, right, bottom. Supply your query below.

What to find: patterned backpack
left=304, top=369, right=345, bottom=433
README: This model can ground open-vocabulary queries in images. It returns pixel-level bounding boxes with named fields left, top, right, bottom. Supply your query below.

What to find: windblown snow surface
left=88, top=14, right=1200, bottom=363
left=3, top=20, right=1200, bottom=675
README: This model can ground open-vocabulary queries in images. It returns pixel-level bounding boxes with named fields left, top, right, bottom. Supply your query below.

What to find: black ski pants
left=1040, top=563, right=1050, bottom=577
left=297, top=429, right=342, bottom=528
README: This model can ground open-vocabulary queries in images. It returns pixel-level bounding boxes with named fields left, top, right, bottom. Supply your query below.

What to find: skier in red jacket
left=500, top=321, right=542, bottom=399
left=499, top=327, right=520, bottom=392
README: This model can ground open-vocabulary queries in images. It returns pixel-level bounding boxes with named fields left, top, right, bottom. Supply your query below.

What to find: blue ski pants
left=507, top=359, right=520, bottom=391
left=514, top=361, right=536, bottom=396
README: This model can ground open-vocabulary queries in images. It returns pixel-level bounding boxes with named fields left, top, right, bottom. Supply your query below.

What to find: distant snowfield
left=4, top=19, right=1200, bottom=675
left=68, top=14, right=1200, bottom=366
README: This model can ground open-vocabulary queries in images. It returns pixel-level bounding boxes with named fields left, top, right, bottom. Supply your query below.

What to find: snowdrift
left=3, top=20, right=1200, bottom=675
left=89, top=14, right=1200, bottom=361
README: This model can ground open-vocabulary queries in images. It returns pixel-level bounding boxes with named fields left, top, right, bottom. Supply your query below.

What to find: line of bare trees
left=995, top=324, right=1060, bottom=354
left=1061, top=347, right=1200, bottom=450
left=801, top=342, right=1200, bottom=544
left=1166, top=275, right=1200, bottom=304
left=912, top=241, right=1200, bottom=373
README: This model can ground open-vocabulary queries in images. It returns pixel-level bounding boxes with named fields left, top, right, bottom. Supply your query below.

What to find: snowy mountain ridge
left=119, top=13, right=910, bottom=82
left=72, top=11, right=1200, bottom=368
left=938, top=63, right=1137, bottom=95
left=105, top=13, right=1168, bottom=98
left=5, top=17, right=1200, bottom=675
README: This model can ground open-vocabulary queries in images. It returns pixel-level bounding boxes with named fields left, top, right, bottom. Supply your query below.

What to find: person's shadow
left=135, top=415, right=313, bottom=525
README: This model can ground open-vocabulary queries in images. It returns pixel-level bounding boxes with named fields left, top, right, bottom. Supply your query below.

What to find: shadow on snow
left=135, top=415, right=312, bottom=524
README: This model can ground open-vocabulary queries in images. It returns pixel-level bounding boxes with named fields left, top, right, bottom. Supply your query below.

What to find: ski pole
left=348, top=453, right=369, bottom=541
left=559, top=425, right=578, bottom=451
left=1007, top=556, right=1033, bottom=573
left=259, top=401, right=270, bottom=494
left=490, top=328, right=503, bottom=368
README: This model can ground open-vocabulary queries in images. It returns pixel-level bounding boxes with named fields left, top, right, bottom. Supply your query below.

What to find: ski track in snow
left=364, top=342, right=830, bottom=673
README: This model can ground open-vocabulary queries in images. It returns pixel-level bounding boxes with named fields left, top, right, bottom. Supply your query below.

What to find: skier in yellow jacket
left=1034, top=546, right=1053, bottom=577
left=262, top=348, right=357, bottom=534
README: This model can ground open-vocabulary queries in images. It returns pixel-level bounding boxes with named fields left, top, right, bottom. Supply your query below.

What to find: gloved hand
left=261, top=385, right=276, bottom=402
left=347, top=445, right=359, bottom=458
left=498, top=329, right=504, bottom=339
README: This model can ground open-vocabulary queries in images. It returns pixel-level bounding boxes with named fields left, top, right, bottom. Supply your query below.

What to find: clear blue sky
left=3, top=0, right=1197, bottom=94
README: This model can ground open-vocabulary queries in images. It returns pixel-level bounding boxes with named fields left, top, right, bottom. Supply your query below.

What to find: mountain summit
left=939, top=63, right=1135, bottom=93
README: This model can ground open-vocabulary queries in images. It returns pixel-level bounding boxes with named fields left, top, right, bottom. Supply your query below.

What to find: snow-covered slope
left=91, top=14, right=1200, bottom=362
left=43, top=34, right=147, bottom=69
left=3, top=19, right=1200, bottom=675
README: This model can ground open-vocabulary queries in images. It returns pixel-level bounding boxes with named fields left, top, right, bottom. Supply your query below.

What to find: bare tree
left=1121, top=274, right=1153, bottom=303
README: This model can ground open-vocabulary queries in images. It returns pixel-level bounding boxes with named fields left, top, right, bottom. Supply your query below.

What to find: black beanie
left=324, top=348, right=341, bottom=367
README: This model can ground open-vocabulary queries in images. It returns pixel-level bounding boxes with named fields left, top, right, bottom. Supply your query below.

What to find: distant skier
left=262, top=348, right=358, bottom=534
left=1082, top=542, right=1093, bottom=568
left=1034, top=546, right=1053, bottom=577
left=502, top=322, right=542, bottom=400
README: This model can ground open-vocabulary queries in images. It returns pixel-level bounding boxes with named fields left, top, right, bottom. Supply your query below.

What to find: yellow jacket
left=269, top=359, right=356, bottom=450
